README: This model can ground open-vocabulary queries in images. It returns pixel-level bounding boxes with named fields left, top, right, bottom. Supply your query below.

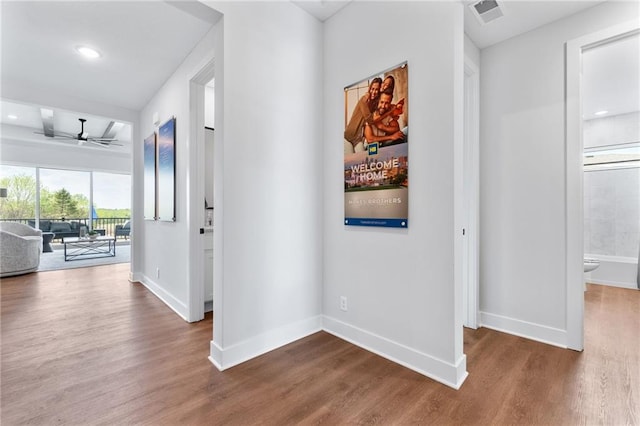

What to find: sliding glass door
left=39, top=168, right=90, bottom=221
left=0, top=164, right=131, bottom=238
left=93, top=172, right=131, bottom=236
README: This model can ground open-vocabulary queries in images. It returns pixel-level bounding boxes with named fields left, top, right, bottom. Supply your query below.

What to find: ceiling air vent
left=469, top=0, right=505, bottom=25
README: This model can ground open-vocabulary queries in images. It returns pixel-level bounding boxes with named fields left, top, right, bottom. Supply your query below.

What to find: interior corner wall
left=203, top=1, right=324, bottom=369
left=479, top=1, right=639, bottom=346
left=464, top=34, right=480, bottom=67
left=323, top=2, right=466, bottom=388
left=135, top=24, right=220, bottom=319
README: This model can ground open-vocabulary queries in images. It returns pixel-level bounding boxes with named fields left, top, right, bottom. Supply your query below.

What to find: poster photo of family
left=344, top=62, right=409, bottom=228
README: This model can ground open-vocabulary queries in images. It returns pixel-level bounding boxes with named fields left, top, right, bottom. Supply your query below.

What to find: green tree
left=72, top=193, right=89, bottom=217
left=96, top=208, right=131, bottom=219
left=0, top=174, right=36, bottom=219
left=52, top=188, right=81, bottom=219
left=39, top=187, right=55, bottom=218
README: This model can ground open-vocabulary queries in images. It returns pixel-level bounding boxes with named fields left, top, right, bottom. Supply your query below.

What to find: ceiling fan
left=35, top=111, right=124, bottom=148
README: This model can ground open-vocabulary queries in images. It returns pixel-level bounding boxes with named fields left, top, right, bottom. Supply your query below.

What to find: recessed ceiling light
left=76, top=45, right=101, bottom=59
left=7, top=114, right=18, bottom=120
left=594, top=110, right=608, bottom=116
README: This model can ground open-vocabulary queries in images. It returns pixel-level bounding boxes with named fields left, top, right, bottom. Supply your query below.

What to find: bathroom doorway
left=187, top=58, right=216, bottom=323
left=566, top=22, right=640, bottom=350
left=581, top=33, right=640, bottom=291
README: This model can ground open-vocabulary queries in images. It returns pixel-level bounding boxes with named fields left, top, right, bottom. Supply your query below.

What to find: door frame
left=187, top=58, right=216, bottom=322
left=463, top=56, right=480, bottom=329
left=565, top=20, right=639, bottom=350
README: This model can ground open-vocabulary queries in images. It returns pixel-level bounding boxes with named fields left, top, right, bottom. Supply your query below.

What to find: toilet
left=583, top=258, right=600, bottom=291
left=584, top=258, right=600, bottom=273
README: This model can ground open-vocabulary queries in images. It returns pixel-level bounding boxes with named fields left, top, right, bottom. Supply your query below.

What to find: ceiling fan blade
left=53, top=131, right=77, bottom=138
left=86, top=140, right=111, bottom=148
left=40, top=108, right=54, bottom=137
left=90, top=140, right=124, bottom=147
left=89, top=137, right=118, bottom=141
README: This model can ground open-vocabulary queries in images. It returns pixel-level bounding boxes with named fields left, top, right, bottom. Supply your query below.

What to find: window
left=0, top=165, right=37, bottom=221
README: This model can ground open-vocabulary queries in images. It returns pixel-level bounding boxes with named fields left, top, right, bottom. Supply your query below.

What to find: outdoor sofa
left=28, top=220, right=86, bottom=241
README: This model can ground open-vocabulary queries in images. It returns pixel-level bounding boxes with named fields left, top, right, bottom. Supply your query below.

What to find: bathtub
left=584, top=254, right=639, bottom=289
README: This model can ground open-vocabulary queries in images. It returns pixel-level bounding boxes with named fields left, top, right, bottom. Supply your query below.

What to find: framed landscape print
left=157, top=117, right=176, bottom=222
left=344, top=62, right=409, bottom=228
left=143, top=132, right=157, bottom=220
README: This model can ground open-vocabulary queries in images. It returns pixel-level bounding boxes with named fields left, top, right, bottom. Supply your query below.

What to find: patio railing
left=0, top=217, right=130, bottom=238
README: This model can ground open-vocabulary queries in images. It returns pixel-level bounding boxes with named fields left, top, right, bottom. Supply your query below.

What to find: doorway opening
left=0, top=164, right=132, bottom=272
left=187, top=58, right=216, bottom=323
left=566, top=21, right=640, bottom=350
left=581, top=33, right=639, bottom=292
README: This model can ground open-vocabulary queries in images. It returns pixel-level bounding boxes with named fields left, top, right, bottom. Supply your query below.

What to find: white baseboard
left=209, top=315, right=322, bottom=371
left=322, top=316, right=468, bottom=390
left=136, top=273, right=188, bottom=321
left=587, top=279, right=637, bottom=290
left=479, top=311, right=567, bottom=348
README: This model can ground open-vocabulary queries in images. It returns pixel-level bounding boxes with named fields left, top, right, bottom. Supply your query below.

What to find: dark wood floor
left=1, top=265, right=638, bottom=425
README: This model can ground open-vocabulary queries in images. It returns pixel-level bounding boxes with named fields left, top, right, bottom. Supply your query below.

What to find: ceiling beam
left=101, top=121, right=124, bottom=139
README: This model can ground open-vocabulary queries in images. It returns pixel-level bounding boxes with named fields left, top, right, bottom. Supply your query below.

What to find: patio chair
left=115, top=221, right=131, bottom=239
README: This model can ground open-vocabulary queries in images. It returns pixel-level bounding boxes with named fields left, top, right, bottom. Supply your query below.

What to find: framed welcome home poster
left=343, top=62, right=409, bottom=228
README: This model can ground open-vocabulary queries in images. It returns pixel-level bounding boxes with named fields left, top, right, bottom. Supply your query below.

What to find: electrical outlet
left=156, top=267, right=160, bottom=279
left=340, top=296, right=348, bottom=312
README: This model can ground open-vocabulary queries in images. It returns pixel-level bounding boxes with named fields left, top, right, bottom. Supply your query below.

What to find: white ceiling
left=1, top=1, right=219, bottom=111
left=0, top=1, right=220, bottom=152
left=292, top=0, right=352, bottom=21
left=291, top=0, right=606, bottom=46
left=463, top=0, right=606, bottom=49
left=1, top=0, right=636, bottom=154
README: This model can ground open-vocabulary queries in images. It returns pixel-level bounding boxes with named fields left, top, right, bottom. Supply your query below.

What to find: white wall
left=200, top=1, right=324, bottom=369
left=204, top=85, right=215, bottom=129
left=464, top=34, right=480, bottom=67
left=323, top=2, right=466, bottom=388
left=584, top=111, right=640, bottom=149
left=135, top=24, right=220, bottom=318
left=479, top=1, right=639, bottom=346
left=584, top=167, right=640, bottom=258
left=583, top=111, right=640, bottom=262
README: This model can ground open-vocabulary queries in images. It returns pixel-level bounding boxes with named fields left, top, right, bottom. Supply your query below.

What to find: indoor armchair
left=0, top=222, right=42, bottom=277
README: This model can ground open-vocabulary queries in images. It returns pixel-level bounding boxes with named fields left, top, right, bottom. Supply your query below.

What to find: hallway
left=1, top=265, right=637, bottom=424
